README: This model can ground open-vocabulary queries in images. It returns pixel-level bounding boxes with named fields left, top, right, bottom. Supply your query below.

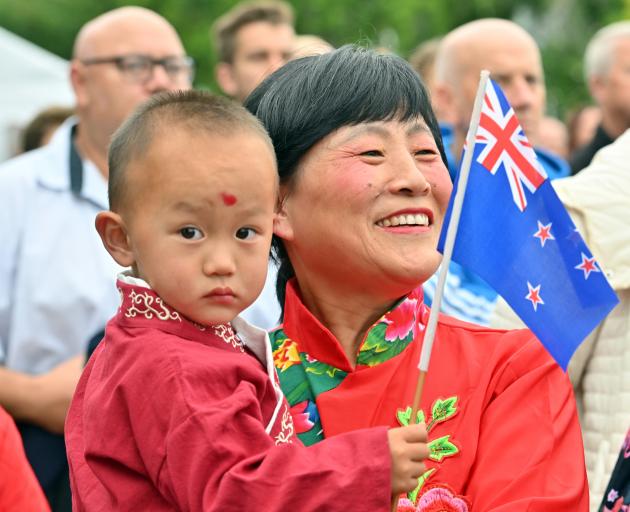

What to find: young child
left=65, top=90, right=428, bottom=511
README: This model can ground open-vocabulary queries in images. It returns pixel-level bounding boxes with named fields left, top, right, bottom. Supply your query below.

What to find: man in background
left=536, top=115, right=569, bottom=160
left=425, top=18, right=569, bottom=326
left=0, top=7, right=192, bottom=509
left=20, top=106, right=74, bottom=154
left=570, top=21, right=630, bottom=174
left=212, top=0, right=294, bottom=103
left=435, top=18, right=569, bottom=181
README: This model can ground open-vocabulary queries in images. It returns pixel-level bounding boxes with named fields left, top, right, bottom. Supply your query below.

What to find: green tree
left=0, top=0, right=627, bottom=116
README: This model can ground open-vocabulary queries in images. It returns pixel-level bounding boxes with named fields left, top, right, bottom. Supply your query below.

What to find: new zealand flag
left=438, top=79, right=619, bottom=370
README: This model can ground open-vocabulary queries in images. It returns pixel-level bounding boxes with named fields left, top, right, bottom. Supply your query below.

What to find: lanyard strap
left=69, top=124, right=83, bottom=196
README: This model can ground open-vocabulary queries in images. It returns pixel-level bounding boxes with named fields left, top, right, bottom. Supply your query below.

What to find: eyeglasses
left=81, top=54, right=195, bottom=84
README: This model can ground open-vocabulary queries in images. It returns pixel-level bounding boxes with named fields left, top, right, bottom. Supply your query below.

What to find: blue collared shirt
left=0, top=118, right=121, bottom=374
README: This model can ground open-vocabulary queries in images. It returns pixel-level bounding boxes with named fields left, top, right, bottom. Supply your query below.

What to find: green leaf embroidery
left=427, top=397, right=458, bottom=431
left=297, top=423, right=324, bottom=446
left=301, top=357, right=347, bottom=396
left=407, top=468, right=436, bottom=503
left=396, top=406, right=425, bottom=426
left=284, top=379, right=312, bottom=405
left=357, top=322, right=413, bottom=367
left=304, top=361, right=342, bottom=378
left=428, top=435, right=459, bottom=462
left=362, top=322, right=388, bottom=351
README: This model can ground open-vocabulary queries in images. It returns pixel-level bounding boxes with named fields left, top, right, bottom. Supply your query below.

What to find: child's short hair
left=108, top=90, right=274, bottom=212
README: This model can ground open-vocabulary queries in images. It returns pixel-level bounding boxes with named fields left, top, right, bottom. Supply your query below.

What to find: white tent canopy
left=0, top=26, right=74, bottom=162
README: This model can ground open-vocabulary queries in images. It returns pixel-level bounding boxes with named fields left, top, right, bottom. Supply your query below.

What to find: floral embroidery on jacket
left=600, top=428, right=630, bottom=511
left=273, top=338, right=301, bottom=371
left=357, top=288, right=428, bottom=367
left=396, top=397, right=460, bottom=504
left=210, top=324, right=244, bottom=352
left=415, top=485, right=469, bottom=512
left=273, top=404, right=296, bottom=445
left=270, top=286, right=427, bottom=446
left=384, top=288, right=425, bottom=342
left=397, top=485, right=470, bottom=512
left=117, top=281, right=244, bottom=353
left=289, top=400, right=319, bottom=434
left=123, top=289, right=181, bottom=322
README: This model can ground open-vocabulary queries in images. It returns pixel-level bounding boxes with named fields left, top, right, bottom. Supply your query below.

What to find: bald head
left=437, top=19, right=540, bottom=86
left=73, top=7, right=182, bottom=59
left=70, top=6, right=190, bottom=177
left=435, top=19, right=546, bottom=160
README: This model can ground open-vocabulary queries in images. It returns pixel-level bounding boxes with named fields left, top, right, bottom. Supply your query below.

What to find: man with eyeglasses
left=0, top=6, right=192, bottom=510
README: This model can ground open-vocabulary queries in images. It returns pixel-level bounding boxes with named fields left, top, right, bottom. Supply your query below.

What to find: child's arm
left=155, top=381, right=427, bottom=511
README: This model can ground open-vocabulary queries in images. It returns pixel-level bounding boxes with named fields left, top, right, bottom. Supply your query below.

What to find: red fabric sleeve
left=158, top=379, right=392, bottom=511
left=465, top=336, right=589, bottom=510
left=0, top=407, right=50, bottom=512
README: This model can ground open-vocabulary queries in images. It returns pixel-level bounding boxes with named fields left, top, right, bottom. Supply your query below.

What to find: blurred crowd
left=0, top=2, right=628, bottom=511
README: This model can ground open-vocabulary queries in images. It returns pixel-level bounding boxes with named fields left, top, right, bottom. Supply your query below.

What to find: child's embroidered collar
left=116, top=273, right=244, bottom=352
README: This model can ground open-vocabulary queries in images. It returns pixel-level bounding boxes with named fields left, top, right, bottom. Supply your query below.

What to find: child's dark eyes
left=235, top=227, right=256, bottom=240
left=180, top=226, right=203, bottom=240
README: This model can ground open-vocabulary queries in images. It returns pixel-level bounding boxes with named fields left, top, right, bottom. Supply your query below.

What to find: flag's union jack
left=475, top=80, right=547, bottom=211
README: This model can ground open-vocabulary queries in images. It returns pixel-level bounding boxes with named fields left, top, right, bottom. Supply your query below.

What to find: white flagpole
left=390, top=70, right=490, bottom=512
left=418, top=69, right=491, bottom=372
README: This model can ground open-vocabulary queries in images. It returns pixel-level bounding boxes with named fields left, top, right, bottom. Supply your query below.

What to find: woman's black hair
left=245, top=45, right=447, bottom=313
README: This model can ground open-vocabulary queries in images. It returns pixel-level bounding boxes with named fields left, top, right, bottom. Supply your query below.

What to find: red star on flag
left=525, top=281, right=544, bottom=311
left=533, top=220, right=554, bottom=247
left=575, top=252, right=600, bottom=279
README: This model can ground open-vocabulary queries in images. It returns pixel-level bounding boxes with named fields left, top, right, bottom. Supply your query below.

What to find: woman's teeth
left=377, top=213, right=429, bottom=227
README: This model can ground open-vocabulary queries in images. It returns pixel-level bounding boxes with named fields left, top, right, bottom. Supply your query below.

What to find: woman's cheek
left=427, top=164, right=453, bottom=211
left=328, top=159, right=376, bottom=196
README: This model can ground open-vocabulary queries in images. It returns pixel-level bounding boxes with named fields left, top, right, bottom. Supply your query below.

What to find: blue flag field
left=439, top=79, right=619, bottom=370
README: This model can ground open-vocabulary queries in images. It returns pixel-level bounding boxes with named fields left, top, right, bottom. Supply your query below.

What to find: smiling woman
left=245, top=45, right=589, bottom=510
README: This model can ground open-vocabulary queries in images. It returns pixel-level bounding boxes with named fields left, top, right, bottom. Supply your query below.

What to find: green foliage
left=0, top=0, right=627, bottom=115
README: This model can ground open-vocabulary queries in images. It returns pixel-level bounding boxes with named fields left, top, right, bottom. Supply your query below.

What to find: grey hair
left=584, top=21, right=630, bottom=81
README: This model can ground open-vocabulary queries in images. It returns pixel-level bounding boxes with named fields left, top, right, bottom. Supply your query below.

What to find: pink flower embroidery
left=416, top=486, right=469, bottom=512
left=409, top=287, right=423, bottom=302
left=609, top=489, right=620, bottom=503
left=396, top=486, right=469, bottom=512
left=396, top=498, right=418, bottom=512
left=384, top=298, right=418, bottom=341
left=289, top=400, right=315, bottom=434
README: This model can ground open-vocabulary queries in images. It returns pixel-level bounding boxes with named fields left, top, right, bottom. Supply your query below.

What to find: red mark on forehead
left=221, top=192, right=237, bottom=206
